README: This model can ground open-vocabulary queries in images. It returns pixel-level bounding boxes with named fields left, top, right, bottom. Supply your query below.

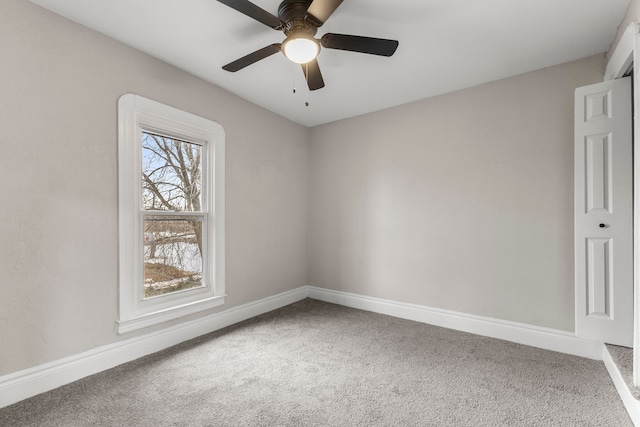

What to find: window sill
left=117, top=295, right=226, bottom=334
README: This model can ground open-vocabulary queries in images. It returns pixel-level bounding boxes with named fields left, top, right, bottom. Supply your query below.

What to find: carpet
left=0, top=299, right=632, bottom=426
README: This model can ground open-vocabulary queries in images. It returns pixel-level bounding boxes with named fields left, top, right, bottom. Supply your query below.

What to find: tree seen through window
left=141, top=132, right=204, bottom=298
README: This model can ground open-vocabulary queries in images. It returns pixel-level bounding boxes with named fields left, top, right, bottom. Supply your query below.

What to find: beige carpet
left=0, top=299, right=632, bottom=426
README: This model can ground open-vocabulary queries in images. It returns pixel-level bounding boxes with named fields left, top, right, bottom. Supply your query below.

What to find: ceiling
left=30, top=0, right=630, bottom=127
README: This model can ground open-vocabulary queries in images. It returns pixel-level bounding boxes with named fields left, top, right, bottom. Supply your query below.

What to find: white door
left=575, top=77, right=633, bottom=347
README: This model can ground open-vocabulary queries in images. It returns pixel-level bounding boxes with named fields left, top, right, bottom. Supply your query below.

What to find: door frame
left=605, top=21, right=640, bottom=386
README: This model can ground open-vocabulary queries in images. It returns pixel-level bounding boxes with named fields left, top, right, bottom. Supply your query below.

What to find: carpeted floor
left=0, top=299, right=632, bottom=426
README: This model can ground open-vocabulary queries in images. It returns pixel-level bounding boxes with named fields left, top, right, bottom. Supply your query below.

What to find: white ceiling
left=30, top=0, right=630, bottom=127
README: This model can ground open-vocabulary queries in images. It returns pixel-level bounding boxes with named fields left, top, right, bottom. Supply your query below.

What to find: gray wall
left=308, top=55, right=604, bottom=331
left=0, top=0, right=309, bottom=375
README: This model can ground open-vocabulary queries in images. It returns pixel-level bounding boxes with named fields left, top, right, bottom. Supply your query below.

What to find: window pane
left=141, top=131, right=202, bottom=212
left=143, top=216, right=203, bottom=298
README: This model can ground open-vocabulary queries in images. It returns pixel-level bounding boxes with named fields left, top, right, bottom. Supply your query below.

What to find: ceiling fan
left=217, top=0, right=399, bottom=90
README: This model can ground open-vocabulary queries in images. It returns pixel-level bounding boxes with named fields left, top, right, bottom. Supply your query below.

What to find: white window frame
left=117, top=94, right=225, bottom=334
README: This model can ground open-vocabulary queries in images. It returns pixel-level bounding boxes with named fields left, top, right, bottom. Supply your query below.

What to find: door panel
left=585, top=133, right=611, bottom=213
left=586, top=237, right=611, bottom=317
left=575, top=77, right=633, bottom=347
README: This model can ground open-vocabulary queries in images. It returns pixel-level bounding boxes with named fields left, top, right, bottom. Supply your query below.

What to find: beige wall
left=308, top=55, right=604, bottom=331
left=0, top=0, right=309, bottom=375
left=0, top=0, right=614, bottom=378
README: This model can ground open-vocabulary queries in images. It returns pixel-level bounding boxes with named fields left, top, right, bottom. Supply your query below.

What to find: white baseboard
left=0, top=285, right=607, bottom=410
left=603, top=345, right=640, bottom=426
left=307, top=286, right=602, bottom=360
left=0, top=286, right=308, bottom=409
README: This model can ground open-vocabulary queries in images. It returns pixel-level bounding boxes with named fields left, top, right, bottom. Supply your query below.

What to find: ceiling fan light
left=282, top=36, right=319, bottom=64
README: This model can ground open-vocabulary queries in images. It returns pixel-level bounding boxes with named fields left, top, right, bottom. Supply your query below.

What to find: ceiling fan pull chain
left=292, top=61, right=297, bottom=94
left=305, top=63, right=310, bottom=107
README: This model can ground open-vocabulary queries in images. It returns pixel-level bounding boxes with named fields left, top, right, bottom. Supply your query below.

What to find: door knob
left=599, top=223, right=606, bottom=228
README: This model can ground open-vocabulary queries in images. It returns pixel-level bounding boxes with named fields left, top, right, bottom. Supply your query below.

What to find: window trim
left=117, top=94, right=225, bottom=334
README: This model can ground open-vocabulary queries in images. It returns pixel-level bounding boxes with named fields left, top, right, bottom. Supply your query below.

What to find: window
left=117, top=94, right=225, bottom=334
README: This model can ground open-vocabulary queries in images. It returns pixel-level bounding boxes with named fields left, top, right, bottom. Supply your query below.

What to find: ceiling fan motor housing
left=278, top=0, right=319, bottom=36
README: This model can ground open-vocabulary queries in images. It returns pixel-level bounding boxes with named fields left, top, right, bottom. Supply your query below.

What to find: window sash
left=140, top=130, right=207, bottom=214
left=139, top=128, right=210, bottom=301
left=142, top=213, right=207, bottom=300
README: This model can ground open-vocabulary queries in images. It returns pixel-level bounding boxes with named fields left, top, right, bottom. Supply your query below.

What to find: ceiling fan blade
left=321, top=33, right=399, bottom=57
left=222, top=43, right=282, bottom=72
left=305, top=0, right=344, bottom=26
left=301, top=59, right=325, bottom=91
left=217, top=0, right=282, bottom=29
